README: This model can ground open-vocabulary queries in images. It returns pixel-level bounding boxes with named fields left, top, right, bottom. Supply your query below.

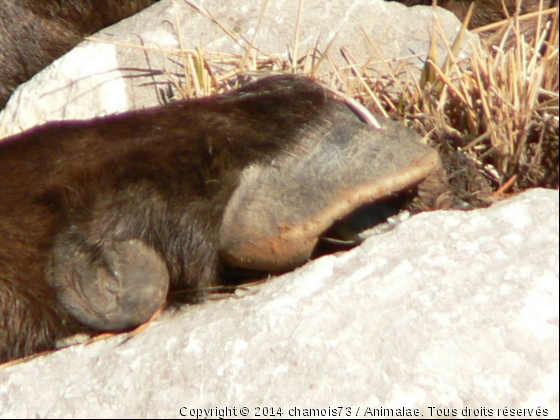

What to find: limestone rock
left=1, top=188, right=557, bottom=418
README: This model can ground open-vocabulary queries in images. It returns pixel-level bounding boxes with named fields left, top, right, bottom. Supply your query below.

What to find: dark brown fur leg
left=0, top=0, right=158, bottom=108
left=388, top=0, right=559, bottom=43
left=0, top=281, right=71, bottom=364
left=0, top=75, right=379, bottom=363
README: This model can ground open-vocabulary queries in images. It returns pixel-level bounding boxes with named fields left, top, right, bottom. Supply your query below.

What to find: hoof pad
left=51, top=240, right=169, bottom=331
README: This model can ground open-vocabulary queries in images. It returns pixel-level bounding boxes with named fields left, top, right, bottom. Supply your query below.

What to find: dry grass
left=322, top=2, right=559, bottom=203
left=389, top=3, right=560, bottom=200
left=101, top=0, right=559, bottom=206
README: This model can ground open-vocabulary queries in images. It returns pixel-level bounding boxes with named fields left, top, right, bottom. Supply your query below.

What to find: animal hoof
left=219, top=107, right=442, bottom=271
left=50, top=239, right=169, bottom=331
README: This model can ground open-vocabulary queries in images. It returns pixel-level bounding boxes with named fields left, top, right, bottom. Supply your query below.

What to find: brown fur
left=0, top=0, right=158, bottom=108
left=389, top=0, right=558, bottom=44
left=391, top=0, right=558, bottom=27
left=0, top=75, right=343, bottom=364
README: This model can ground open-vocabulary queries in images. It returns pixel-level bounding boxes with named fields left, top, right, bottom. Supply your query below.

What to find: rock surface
left=1, top=188, right=558, bottom=418
left=0, top=0, right=476, bottom=138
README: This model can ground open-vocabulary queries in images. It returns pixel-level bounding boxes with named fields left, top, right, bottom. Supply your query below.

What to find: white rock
left=1, top=188, right=557, bottom=418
